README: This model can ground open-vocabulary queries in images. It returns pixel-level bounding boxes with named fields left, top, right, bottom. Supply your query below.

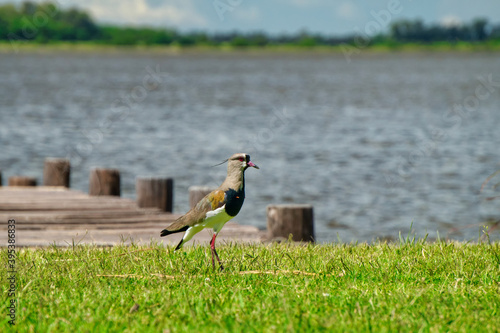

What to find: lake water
left=1, top=50, right=500, bottom=243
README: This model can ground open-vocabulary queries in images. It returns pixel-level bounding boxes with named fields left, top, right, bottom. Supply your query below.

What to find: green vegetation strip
left=2, top=240, right=500, bottom=332
left=1, top=2, right=500, bottom=50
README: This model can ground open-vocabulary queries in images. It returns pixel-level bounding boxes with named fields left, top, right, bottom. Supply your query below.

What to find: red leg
left=210, top=234, right=216, bottom=270
left=210, top=233, right=224, bottom=271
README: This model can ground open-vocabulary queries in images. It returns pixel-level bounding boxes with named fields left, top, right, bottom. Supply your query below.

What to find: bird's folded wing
left=164, top=189, right=226, bottom=231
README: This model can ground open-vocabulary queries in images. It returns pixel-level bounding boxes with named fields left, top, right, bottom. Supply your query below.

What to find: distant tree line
left=390, top=18, right=497, bottom=42
left=1, top=1, right=499, bottom=47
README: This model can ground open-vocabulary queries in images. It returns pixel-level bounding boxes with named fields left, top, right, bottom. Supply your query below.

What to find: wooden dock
left=0, top=158, right=314, bottom=246
left=0, top=187, right=265, bottom=247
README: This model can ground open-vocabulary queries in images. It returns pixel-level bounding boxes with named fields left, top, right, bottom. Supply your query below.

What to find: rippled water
left=1, top=51, right=500, bottom=242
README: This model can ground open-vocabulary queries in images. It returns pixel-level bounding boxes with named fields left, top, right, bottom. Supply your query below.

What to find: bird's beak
left=247, top=161, right=259, bottom=169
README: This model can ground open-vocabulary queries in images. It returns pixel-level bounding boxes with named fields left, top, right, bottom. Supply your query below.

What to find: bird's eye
left=238, top=157, right=244, bottom=162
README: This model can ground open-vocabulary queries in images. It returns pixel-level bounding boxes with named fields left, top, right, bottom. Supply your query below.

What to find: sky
left=3, top=0, right=500, bottom=35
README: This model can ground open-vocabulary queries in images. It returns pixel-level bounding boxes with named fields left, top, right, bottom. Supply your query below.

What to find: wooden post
left=8, top=176, right=37, bottom=187
left=89, top=168, right=120, bottom=196
left=136, top=177, right=173, bottom=212
left=189, top=186, right=216, bottom=209
left=43, top=158, right=70, bottom=187
left=267, top=204, right=314, bottom=242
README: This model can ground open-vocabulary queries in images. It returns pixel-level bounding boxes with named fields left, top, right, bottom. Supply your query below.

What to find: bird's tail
left=160, top=225, right=188, bottom=237
left=160, top=226, right=188, bottom=251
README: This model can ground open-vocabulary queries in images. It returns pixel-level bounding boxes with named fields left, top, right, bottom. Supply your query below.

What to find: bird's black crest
left=211, top=159, right=228, bottom=167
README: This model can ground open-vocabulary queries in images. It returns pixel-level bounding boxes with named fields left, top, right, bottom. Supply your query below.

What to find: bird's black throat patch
left=224, top=188, right=245, bottom=217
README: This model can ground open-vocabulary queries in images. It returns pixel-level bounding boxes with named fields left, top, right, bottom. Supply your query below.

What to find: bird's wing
left=163, top=189, right=226, bottom=231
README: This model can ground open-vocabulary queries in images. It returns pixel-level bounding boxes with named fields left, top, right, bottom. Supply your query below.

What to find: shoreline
left=1, top=41, right=500, bottom=56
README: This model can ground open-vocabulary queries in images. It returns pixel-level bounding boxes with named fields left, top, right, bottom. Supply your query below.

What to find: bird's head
left=227, top=153, right=259, bottom=172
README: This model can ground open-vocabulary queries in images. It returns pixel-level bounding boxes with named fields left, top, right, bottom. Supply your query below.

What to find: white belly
left=181, top=205, right=233, bottom=244
left=203, top=205, right=233, bottom=232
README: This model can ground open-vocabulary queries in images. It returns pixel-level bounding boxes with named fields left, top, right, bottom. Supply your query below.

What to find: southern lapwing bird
left=160, top=153, right=259, bottom=271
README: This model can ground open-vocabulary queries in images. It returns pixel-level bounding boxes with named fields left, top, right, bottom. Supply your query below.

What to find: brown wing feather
left=163, top=189, right=226, bottom=231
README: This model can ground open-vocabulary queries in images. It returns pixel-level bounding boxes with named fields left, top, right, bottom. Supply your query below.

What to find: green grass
left=2, top=239, right=500, bottom=332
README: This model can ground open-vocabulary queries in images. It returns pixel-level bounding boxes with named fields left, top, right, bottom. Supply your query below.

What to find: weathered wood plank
left=0, top=186, right=72, bottom=192
left=43, top=158, right=70, bottom=187
left=0, top=213, right=179, bottom=225
left=0, top=222, right=264, bottom=247
left=0, top=209, right=166, bottom=219
left=0, top=203, right=141, bottom=211
left=8, top=176, right=37, bottom=186
left=267, top=204, right=315, bottom=242
left=0, top=193, right=133, bottom=201
left=89, top=168, right=120, bottom=196
left=136, top=177, right=173, bottom=212
left=0, top=187, right=265, bottom=247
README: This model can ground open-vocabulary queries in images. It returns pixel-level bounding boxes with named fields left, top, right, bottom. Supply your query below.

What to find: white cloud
left=63, top=0, right=207, bottom=28
left=233, top=6, right=261, bottom=22
left=440, top=15, right=462, bottom=27
left=288, top=0, right=325, bottom=7
left=336, top=2, right=359, bottom=19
